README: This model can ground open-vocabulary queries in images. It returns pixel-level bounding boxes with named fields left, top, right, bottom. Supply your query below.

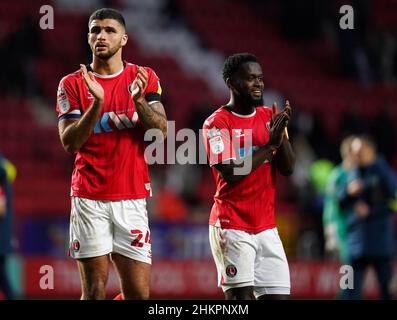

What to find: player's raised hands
left=272, top=100, right=291, bottom=140
left=80, top=64, right=104, bottom=103
left=271, top=101, right=292, bottom=124
left=131, top=67, right=149, bottom=103
left=269, top=101, right=290, bottom=148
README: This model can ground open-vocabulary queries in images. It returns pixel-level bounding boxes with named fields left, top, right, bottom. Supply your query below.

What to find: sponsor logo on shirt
left=239, top=146, right=270, bottom=163
left=94, top=111, right=139, bottom=134
left=239, top=146, right=259, bottom=158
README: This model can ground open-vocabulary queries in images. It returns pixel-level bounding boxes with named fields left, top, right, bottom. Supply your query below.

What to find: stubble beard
left=93, top=44, right=120, bottom=60
left=251, top=96, right=264, bottom=107
left=239, top=91, right=263, bottom=107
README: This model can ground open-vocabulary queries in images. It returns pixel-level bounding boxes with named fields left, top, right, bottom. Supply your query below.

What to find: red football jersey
left=202, top=106, right=277, bottom=233
left=56, top=61, right=162, bottom=200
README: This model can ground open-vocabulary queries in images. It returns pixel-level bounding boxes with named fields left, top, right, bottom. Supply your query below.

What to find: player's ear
left=225, top=78, right=235, bottom=91
left=121, top=33, right=128, bottom=47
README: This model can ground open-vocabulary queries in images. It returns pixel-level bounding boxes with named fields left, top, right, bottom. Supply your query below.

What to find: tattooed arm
left=134, top=100, right=167, bottom=138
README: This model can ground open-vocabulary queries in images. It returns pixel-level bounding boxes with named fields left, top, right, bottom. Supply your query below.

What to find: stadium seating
left=178, top=0, right=396, bottom=132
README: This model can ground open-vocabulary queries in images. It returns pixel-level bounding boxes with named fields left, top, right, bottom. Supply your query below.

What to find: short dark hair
left=222, top=53, right=259, bottom=81
left=88, top=8, right=126, bottom=30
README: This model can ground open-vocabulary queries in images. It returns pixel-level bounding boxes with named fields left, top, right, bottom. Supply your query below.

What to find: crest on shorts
left=226, top=264, right=237, bottom=278
left=72, top=239, right=80, bottom=252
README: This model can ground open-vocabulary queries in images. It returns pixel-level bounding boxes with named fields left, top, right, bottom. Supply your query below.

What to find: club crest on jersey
left=226, top=264, right=237, bottom=278
left=233, top=129, right=245, bottom=138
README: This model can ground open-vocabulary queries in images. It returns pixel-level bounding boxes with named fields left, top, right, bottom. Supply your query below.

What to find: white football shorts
left=69, top=196, right=151, bottom=264
left=209, top=226, right=290, bottom=297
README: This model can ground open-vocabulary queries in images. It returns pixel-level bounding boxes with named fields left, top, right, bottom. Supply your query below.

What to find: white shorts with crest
left=209, top=226, right=290, bottom=297
left=69, top=196, right=151, bottom=264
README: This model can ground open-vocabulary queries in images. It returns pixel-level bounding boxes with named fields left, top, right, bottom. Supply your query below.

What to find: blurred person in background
left=323, top=135, right=358, bottom=265
left=339, top=135, right=397, bottom=300
left=202, top=53, right=295, bottom=300
left=0, top=154, right=17, bottom=300
left=56, top=8, right=167, bottom=300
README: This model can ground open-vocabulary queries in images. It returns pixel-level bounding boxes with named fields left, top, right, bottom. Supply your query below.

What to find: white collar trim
left=230, top=109, right=257, bottom=118
left=91, top=64, right=124, bottom=78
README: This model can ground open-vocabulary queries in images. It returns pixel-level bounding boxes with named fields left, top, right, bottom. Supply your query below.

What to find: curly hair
left=222, top=53, right=259, bottom=82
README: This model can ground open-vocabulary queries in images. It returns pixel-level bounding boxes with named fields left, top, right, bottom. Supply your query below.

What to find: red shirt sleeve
left=202, top=115, right=236, bottom=167
left=56, top=75, right=81, bottom=121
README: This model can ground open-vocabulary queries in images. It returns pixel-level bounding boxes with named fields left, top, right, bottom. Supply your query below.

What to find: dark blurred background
left=0, top=0, right=396, bottom=299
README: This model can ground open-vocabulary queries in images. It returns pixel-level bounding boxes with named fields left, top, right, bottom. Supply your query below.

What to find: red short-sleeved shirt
left=56, top=61, right=162, bottom=200
left=203, top=106, right=277, bottom=233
